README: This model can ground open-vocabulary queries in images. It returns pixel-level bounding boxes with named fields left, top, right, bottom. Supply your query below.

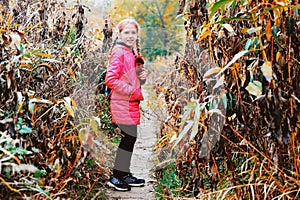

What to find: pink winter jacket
left=105, top=43, right=145, bottom=125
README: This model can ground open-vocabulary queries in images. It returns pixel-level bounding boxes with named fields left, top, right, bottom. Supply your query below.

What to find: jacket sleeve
left=105, top=48, right=133, bottom=96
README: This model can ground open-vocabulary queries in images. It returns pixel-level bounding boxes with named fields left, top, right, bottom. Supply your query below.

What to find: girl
left=105, top=18, right=146, bottom=191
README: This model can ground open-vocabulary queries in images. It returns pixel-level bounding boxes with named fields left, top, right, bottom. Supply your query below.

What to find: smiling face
left=118, top=23, right=138, bottom=47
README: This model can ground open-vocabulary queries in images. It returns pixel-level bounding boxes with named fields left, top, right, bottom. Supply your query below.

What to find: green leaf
left=78, top=128, right=86, bottom=142
left=247, top=27, right=262, bottom=34
left=34, top=169, right=47, bottom=178
left=178, top=103, right=193, bottom=133
left=222, top=93, right=227, bottom=110
left=190, top=101, right=201, bottom=141
left=19, top=126, right=32, bottom=135
left=24, top=185, right=53, bottom=200
left=9, top=147, right=32, bottom=155
left=245, top=39, right=253, bottom=50
left=209, top=0, right=235, bottom=20
left=231, top=0, right=237, bottom=11
left=294, top=8, right=299, bottom=18
left=273, top=25, right=279, bottom=37
left=90, top=117, right=98, bottom=133
left=173, top=120, right=194, bottom=147
left=31, top=147, right=39, bottom=153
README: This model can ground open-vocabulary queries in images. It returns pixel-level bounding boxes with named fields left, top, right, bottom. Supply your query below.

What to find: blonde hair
left=117, top=18, right=140, bottom=34
left=109, top=18, right=141, bottom=56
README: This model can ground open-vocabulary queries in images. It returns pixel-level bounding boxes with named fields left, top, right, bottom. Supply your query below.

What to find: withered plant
left=154, top=0, right=300, bottom=199
left=0, top=0, right=113, bottom=199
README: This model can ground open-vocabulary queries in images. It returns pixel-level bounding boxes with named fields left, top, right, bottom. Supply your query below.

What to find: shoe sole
left=128, top=183, right=145, bottom=187
left=107, top=181, right=131, bottom=191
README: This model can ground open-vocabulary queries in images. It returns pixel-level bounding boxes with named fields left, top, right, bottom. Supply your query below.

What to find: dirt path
left=106, top=85, right=158, bottom=200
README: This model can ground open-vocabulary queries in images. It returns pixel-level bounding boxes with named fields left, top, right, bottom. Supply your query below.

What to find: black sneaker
left=123, top=173, right=145, bottom=187
left=107, top=175, right=131, bottom=191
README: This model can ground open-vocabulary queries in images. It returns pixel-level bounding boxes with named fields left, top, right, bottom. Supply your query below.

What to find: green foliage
left=108, top=0, right=185, bottom=60
left=155, top=163, right=183, bottom=199
left=95, top=94, right=118, bottom=137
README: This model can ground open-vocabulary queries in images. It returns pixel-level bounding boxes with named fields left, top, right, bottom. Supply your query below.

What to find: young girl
left=105, top=18, right=146, bottom=191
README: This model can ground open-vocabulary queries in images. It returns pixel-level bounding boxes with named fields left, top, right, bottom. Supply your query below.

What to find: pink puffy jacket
left=105, top=43, right=145, bottom=125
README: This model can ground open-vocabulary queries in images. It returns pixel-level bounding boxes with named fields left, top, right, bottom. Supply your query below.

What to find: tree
left=108, top=0, right=185, bottom=60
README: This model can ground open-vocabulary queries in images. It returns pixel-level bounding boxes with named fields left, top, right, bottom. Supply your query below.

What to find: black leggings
left=113, top=124, right=137, bottom=178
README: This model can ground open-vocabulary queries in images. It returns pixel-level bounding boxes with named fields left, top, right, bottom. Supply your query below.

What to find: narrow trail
left=106, top=85, right=158, bottom=200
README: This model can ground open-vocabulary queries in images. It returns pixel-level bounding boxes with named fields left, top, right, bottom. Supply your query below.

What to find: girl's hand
left=138, top=68, right=146, bottom=85
left=138, top=70, right=146, bottom=80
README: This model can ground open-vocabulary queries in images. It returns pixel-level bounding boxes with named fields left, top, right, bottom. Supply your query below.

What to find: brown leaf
left=6, top=12, right=13, bottom=27
left=33, top=63, right=55, bottom=73
left=266, top=19, right=272, bottom=41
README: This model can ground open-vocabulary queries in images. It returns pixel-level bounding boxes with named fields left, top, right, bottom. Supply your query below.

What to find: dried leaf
left=28, top=98, right=53, bottom=114
left=6, top=12, right=13, bottom=27
left=213, top=75, right=225, bottom=89
left=63, top=97, right=76, bottom=117
left=222, top=23, right=235, bottom=35
left=218, top=50, right=249, bottom=75
left=261, top=61, right=272, bottom=82
left=203, top=67, right=222, bottom=80
left=94, top=28, right=103, bottom=40
left=19, top=64, right=32, bottom=70
left=276, top=51, right=281, bottom=62
left=169, top=132, right=177, bottom=144
left=197, top=29, right=212, bottom=43
left=67, top=65, right=76, bottom=80
left=10, top=32, right=21, bottom=48
left=190, top=101, right=201, bottom=141
left=33, top=63, right=55, bottom=73
left=5, top=73, right=12, bottom=89
left=207, top=108, right=225, bottom=117
left=266, top=19, right=272, bottom=41
left=35, top=53, right=53, bottom=58
left=246, top=81, right=262, bottom=97
left=274, top=0, right=289, bottom=6
left=54, top=158, right=61, bottom=177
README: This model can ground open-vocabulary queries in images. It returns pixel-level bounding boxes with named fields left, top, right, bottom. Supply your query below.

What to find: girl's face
left=118, top=23, right=138, bottom=47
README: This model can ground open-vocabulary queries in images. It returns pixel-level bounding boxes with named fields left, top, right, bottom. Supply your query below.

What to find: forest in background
left=0, top=0, right=300, bottom=199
